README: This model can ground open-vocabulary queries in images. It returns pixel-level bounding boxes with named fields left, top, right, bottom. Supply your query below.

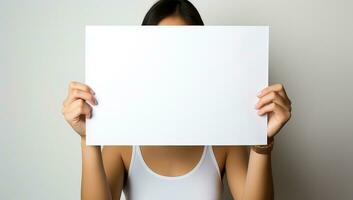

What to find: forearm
left=240, top=83, right=291, bottom=200
left=242, top=149, right=274, bottom=200
left=81, top=137, right=112, bottom=200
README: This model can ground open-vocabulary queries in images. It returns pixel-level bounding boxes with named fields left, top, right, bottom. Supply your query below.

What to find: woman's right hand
left=61, top=81, right=98, bottom=137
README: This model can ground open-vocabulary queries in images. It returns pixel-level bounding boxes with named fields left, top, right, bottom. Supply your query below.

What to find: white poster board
left=85, top=26, right=268, bottom=145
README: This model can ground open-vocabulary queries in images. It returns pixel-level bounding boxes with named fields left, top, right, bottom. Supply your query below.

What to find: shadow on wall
left=271, top=121, right=313, bottom=200
left=220, top=124, right=307, bottom=200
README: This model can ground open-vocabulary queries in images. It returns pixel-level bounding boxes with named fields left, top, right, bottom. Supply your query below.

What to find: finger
left=255, top=91, right=291, bottom=111
left=257, top=84, right=288, bottom=100
left=68, top=81, right=95, bottom=95
left=64, top=99, right=92, bottom=120
left=257, top=102, right=291, bottom=122
left=64, top=89, right=97, bottom=106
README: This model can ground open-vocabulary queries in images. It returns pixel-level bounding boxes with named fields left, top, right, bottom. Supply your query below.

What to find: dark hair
left=142, top=0, right=204, bottom=25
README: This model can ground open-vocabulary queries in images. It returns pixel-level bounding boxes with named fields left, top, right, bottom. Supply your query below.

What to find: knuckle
left=77, top=99, right=84, bottom=106
left=83, top=85, right=90, bottom=92
left=270, top=91, right=276, bottom=99
left=270, top=102, right=276, bottom=109
left=277, top=84, right=284, bottom=90
left=69, top=81, right=76, bottom=89
left=72, top=89, right=80, bottom=96
left=86, top=93, right=91, bottom=99
left=262, top=88, right=269, bottom=94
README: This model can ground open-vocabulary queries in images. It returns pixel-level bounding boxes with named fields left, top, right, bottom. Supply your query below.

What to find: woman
left=62, top=0, right=292, bottom=199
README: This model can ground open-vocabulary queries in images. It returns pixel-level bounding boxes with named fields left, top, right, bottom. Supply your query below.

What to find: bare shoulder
left=212, top=146, right=249, bottom=168
left=212, top=146, right=248, bottom=157
left=225, top=146, right=249, bottom=160
left=223, top=146, right=250, bottom=170
left=226, top=146, right=249, bottom=154
left=102, top=146, right=133, bottom=172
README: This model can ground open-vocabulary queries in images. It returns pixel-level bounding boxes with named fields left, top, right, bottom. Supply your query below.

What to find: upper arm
left=225, top=146, right=250, bottom=200
left=102, top=146, right=128, bottom=200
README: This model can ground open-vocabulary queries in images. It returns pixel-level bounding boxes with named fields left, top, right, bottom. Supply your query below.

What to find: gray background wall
left=1, top=0, right=352, bottom=199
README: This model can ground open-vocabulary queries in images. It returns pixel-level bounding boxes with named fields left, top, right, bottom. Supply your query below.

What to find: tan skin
left=62, top=15, right=292, bottom=200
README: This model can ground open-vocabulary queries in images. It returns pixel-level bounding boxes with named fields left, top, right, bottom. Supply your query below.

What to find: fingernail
left=257, top=91, right=262, bottom=97
left=95, top=99, right=98, bottom=105
left=90, top=90, right=95, bottom=95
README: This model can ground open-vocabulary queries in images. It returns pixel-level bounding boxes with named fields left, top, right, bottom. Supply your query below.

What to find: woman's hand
left=255, top=84, right=292, bottom=138
left=61, top=81, right=98, bottom=137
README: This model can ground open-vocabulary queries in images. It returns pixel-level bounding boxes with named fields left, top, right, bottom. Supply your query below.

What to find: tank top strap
left=206, top=145, right=221, bottom=177
left=127, top=145, right=137, bottom=177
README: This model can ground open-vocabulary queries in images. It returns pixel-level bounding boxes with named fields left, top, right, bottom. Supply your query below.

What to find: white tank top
left=123, top=145, right=223, bottom=200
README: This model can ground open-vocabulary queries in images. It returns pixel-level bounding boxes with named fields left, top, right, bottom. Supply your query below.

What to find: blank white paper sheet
left=85, top=26, right=268, bottom=145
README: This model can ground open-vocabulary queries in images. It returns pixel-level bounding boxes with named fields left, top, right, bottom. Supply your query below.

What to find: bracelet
left=251, top=137, right=274, bottom=154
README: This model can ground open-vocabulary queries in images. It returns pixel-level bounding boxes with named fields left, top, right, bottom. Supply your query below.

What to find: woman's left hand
left=255, top=84, right=292, bottom=138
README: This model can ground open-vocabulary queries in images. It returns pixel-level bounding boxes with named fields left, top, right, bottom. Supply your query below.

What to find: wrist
left=251, top=137, right=274, bottom=154
left=80, top=136, right=86, bottom=147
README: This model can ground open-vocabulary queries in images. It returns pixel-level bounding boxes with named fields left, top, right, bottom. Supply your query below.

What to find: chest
left=121, top=146, right=227, bottom=177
